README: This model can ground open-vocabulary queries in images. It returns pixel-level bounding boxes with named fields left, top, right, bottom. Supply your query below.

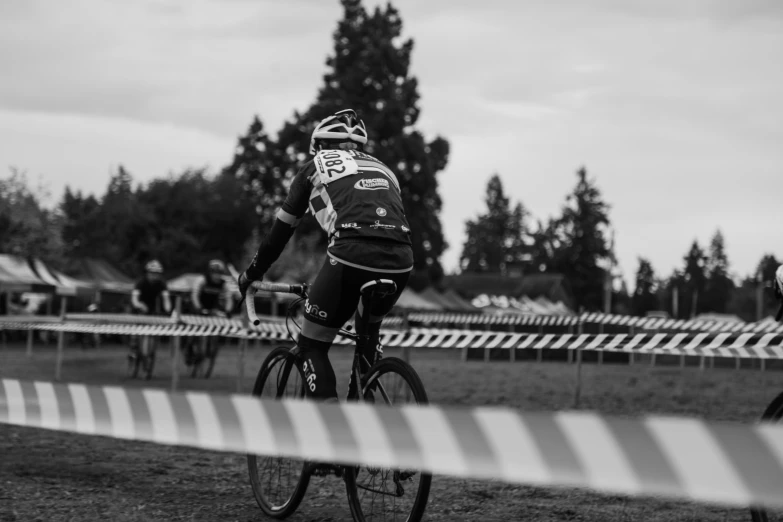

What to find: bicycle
left=184, top=310, right=225, bottom=379
left=750, top=299, right=783, bottom=522
left=244, top=280, right=431, bottom=522
left=127, top=335, right=156, bottom=381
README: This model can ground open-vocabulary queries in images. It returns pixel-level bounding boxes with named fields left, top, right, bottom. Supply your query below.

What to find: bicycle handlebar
left=245, top=281, right=307, bottom=326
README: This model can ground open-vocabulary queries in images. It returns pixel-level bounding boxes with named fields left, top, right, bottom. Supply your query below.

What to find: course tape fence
left=6, top=311, right=780, bottom=334
left=3, top=320, right=783, bottom=360
left=408, top=311, right=783, bottom=334
left=2, top=378, right=783, bottom=509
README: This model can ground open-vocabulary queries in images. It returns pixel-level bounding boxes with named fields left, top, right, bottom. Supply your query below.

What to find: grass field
left=1, top=337, right=782, bottom=521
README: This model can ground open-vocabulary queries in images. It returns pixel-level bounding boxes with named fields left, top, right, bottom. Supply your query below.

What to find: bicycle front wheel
left=345, top=357, right=432, bottom=522
left=247, top=346, right=310, bottom=519
left=202, top=338, right=219, bottom=378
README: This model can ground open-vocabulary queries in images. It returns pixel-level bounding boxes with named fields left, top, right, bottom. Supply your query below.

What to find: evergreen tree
left=0, top=167, right=63, bottom=263
left=270, top=0, right=450, bottom=289
left=756, top=253, right=781, bottom=314
left=549, top=167, right=612, bottom=311
left=704, top=229, right=734, bottom=313
left=460, top=174, right=531, bottom=273
left=222, top=116, right=282, bottom=231
left=632, top=257, right=657, bottom=316
left=682, top=240, right=708, bottom=317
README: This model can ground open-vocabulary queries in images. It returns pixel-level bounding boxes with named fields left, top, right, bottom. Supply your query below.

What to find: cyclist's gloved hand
left=238, top=267, right=263, bottom=301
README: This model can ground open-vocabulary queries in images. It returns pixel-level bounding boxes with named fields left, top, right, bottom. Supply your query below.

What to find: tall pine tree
left=704, top=229, right=734, bottom=313
left=271, top=0, right=450, bottom=289
left=460, top=174, right=531, bottom=274
left=682, top=240, right=708, bottom=318
left=222, top=116, right=281, bottom=232
left=632, top=257, right=657, bottom=316
left=548, top=167, right=612, bottom=312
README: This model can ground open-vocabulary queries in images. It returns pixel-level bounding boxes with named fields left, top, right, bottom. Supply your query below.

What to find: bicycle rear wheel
left=345, top=357, right=432, bottom=522
left=247, top=346, right=310, bottom=519
left=750, top=391, right=783, bottom=521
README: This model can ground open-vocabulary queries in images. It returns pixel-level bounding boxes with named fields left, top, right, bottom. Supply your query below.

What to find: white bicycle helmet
left=208, top=259, right=227, bottom=274
left=145, top=259, right=163, bottom=274
left=309, top=109, right=368, bottom=155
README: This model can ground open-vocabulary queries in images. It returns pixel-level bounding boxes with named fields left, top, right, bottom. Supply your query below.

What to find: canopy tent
left=27, top=258, right=94, bottom=296
left=67, top=258, right=134, bottom=293
left=0, top=254, right=54, bottom=293
left=418, top=287, right=467, bottom=312
left=440, top=288, right=478, bottom=312
left=393, top=288, right=443, bottom=311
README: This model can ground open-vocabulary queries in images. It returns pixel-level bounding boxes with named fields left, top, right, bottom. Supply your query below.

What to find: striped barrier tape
left=4, top=321, right=783, bottom=359
left=408, top=312, right=783, bottom=334
left=2, top=378, right=783, bottom=509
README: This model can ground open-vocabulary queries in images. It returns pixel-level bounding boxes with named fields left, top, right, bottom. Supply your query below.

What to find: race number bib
left=314, top=150, right=359, bottom=185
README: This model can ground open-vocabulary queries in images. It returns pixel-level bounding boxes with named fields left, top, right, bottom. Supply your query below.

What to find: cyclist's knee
left=298, top=335, right=337, bottom=400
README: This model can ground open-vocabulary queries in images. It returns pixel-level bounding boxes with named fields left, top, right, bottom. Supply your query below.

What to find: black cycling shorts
left=302, top=256, right=409, bottom=338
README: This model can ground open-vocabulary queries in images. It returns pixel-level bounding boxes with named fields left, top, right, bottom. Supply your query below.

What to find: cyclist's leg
left=298, top=258, right=360, bottom=401
left=353, top=270, right=410, bottom=371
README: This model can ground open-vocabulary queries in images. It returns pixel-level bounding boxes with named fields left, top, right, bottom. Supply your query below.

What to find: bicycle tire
left=127, top=348, right=141, bottom=380
left=750, top=390, right=783, bottom=521
left=247, top=346, right=310, bottom=519
left=143, top=349, right=156, bottom=381
left=345, top=356, right=432, bottom=522
left=203, top=339, right=219, bottom=379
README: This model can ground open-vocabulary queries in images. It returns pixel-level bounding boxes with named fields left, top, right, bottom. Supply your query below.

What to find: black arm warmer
left=246, top=217, right=296, bottom=279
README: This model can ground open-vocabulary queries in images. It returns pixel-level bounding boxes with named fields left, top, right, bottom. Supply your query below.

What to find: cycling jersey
left=247, top=149, right=414, bottom=279
left=192, top=274, right=231, bottom=313
left=132, top=278, right=169, bottom=314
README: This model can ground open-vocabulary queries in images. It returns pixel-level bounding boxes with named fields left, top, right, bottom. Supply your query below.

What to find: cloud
left=0, top=108, right=232, bottom=199
left=1, top=0, right=781, bottom=282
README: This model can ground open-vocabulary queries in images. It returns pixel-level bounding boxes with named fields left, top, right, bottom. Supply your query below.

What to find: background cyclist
left=129, top=259, right=171, bottom=360
left=186, top=259, right=234, bottom=366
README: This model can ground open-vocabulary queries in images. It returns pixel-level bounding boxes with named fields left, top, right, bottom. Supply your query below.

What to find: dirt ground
left=1, top=338, right=782, bottom=521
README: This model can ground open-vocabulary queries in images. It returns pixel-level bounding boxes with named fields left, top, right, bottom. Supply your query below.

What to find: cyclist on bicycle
left=191, top=259, right=234, bottom=317
left=131, top=259, right=172, bottom=315
left=185, top=259, right=234, bottom=368
left=238, top=109, right=413, bottom=401
left=129, top=259, right=171, bottom=363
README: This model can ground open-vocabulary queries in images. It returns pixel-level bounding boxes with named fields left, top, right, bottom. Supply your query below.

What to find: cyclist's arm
left=776, top=302, right=783, bottom=322
left=161, top=289, right=172, bottom=314
left=130, top=289, right=146, bottom=312
left=222, top=283, right=234, bottom=314
left=191, top=276, right=205, bottom=312
left=245, top=167, right=311, bottom=279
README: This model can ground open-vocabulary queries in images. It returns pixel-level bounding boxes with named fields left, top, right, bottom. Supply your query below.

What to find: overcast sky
left=1, top=0, right=780, bottom=284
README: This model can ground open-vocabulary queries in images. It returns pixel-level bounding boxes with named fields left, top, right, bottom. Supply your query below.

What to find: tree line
left=1, top=0, right=449, bottom=288
left=1, top=0, right=779, bottom=319
left=460, top=171, right=780, bottom=320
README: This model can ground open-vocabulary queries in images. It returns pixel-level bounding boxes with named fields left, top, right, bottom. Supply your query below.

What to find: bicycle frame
left=245, top=281, right=386, bottom=404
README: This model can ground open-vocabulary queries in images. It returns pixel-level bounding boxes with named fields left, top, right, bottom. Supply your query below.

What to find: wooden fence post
left=171, top=297, right=182, bottom=392
left=54, top=296, right=68, bottom=381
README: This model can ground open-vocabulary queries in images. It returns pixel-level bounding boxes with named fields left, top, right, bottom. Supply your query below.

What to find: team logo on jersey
left=370, top=220, right=396, bottom=230
left=376, top=207, right=387, bottom=217
left=341, top=222, right=361, bottom=229
left=401, top=225, right=410, bottom=233
left=354, top=178, right=389, bottom=191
